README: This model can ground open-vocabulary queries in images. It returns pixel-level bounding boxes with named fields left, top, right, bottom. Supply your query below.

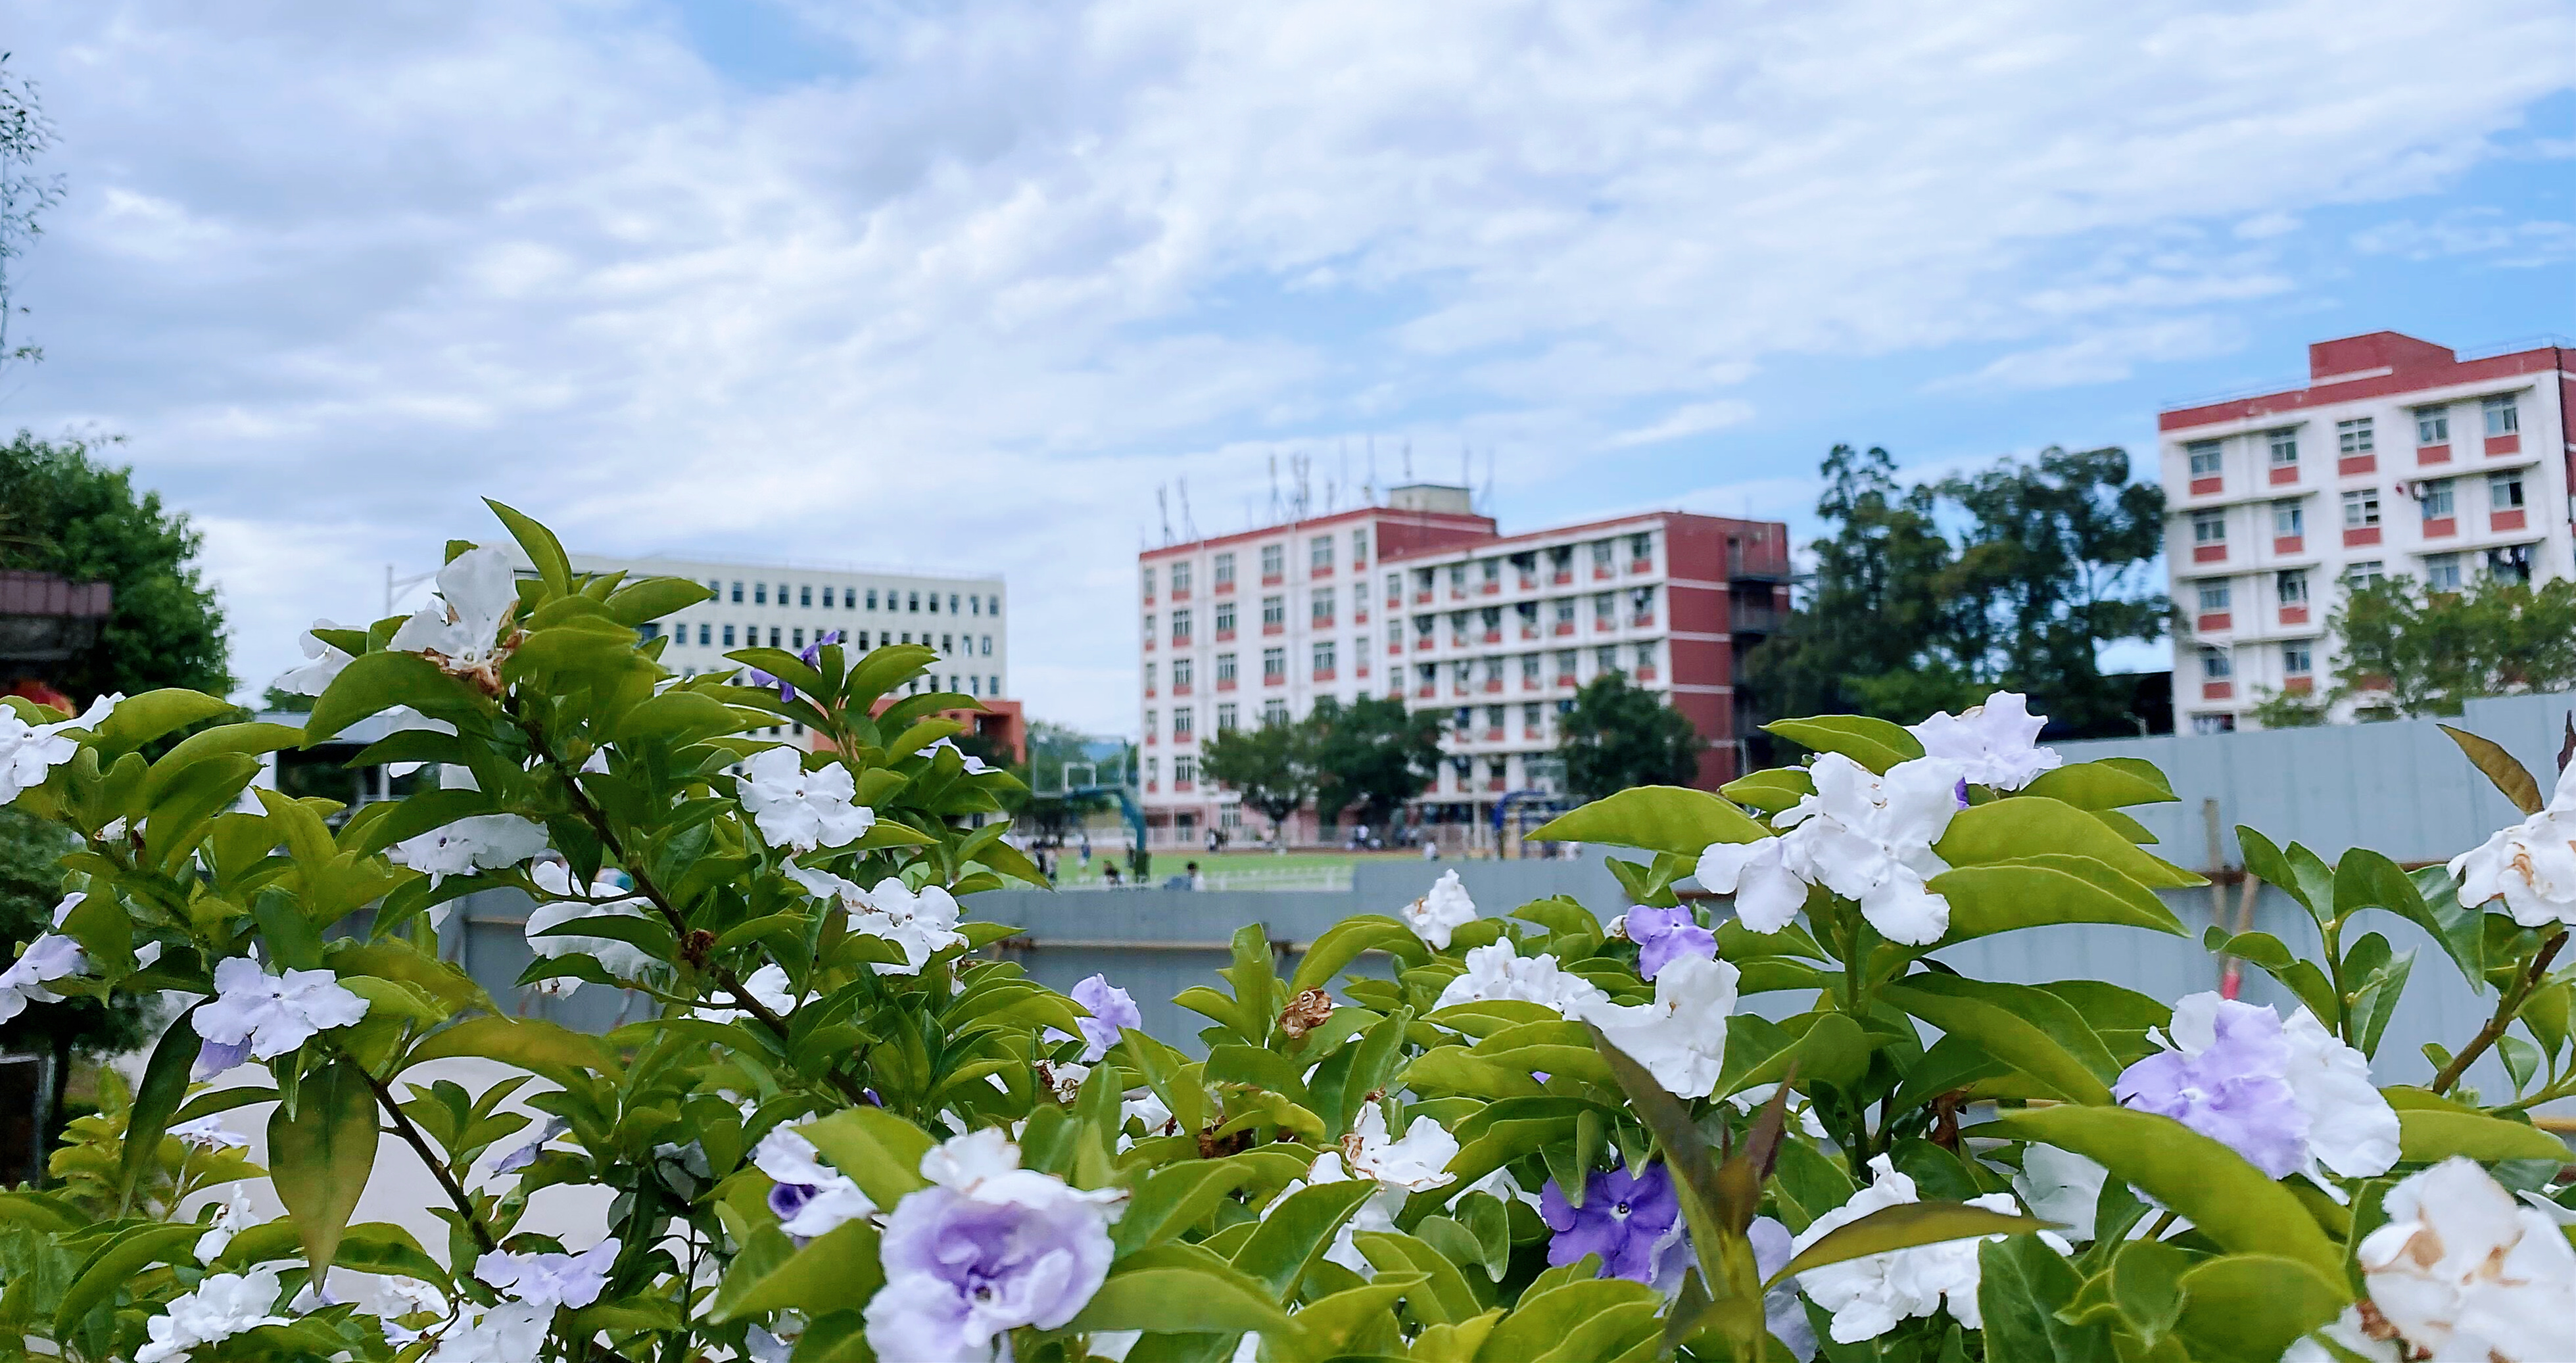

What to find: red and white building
left=1135, top=484, right=1788, bottom=846
left=2160, top=332, right=2575, bottom=732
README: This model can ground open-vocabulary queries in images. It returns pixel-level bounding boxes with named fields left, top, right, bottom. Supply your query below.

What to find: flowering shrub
left=0, top=502, right=2571, bottom=1362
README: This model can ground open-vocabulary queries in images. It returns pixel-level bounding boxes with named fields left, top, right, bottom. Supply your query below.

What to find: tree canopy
left=0, top=433, right=231, bottom=700
left=1195, top=715, right=1315, bottom=830
left=1555, top=671, right=1705, bottom=800
left=1748, top=442, right=2166, bottom=738
left=1308, top=694, right=1443, bottom=831
left=2319, top=575, right=2576, bottom=719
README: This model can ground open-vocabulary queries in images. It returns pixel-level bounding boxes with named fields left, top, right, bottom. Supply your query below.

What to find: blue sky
left=6, top=0, right=2571, bottom=732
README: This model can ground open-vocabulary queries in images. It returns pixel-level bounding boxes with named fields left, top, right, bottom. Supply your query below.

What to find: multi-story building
left=2159, top=332, right=2574, bottom=732
left=489, top=549, right=1023, bottom=758
left=1133, top=485, right=1788, bottom=847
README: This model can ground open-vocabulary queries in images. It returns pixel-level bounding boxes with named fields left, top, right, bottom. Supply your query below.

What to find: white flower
left=1722, top=1084, right=1832, bottom=1140
left=424, top=1302, right=550, bottom=1362
left=1579, top=955, right=1738, bottom=1099
left=736, top=748, right=874, bottom=852
left=525, top=861, right=656, bottom=990
left=1120, top=1088, right=1175, bottom=1140
left=1906, top=691, right=2061, bottom=791
left=1793, top=1156, right=2064, bottom=1343
left=918, top=1128, right=1129, bottom=1213
left=917, top=737, right=995, bottom=775
left=271, top=619, right=352, bottom=696
left=388, top=813, right=549, bottom=888
left=0, top=692, right=117, bottom=805
left=1400, top=869, right=1479, bottom=949
left=1694, top=837, right=1807, bottom=934
left=171, top=1116, right=249, bottom=1151
left=1343, top=1105, right=1459, bottom=1194
left=2352, top=1157, right=2576, bottom=1362
left=194, top=1185, right=256, bottom=1263
left=1433, top=939, right=1610, bottom=1014
left=0, top=929, right=87, bottom=1024
left=694, top=963, right=807, bottom=1024
left=194, top=957, right=370, bottom=1061
left=134, top=1266, right=288, bottom=1363
left=475, top=1237, right=620, bottom=1310
left=2451, top=761, right=2576, bottom=927
left=1700, top=754, right=1963, bottom=945
left=368, top=1276, right=451, bottom=1348
left=753, top=1126, right=880, bottom=1239
left=1293, top=1149, right=1398, bottom=1275
left=783, top=863, right=964, bottom=974
left=2282, top=1306, right=2404, bottom=1363
left=388, top=546, right=520, bottom=678
left=2012, top=1143, right=2109, bottom=1241
left=2117, top=992, right=2399, bottom=1189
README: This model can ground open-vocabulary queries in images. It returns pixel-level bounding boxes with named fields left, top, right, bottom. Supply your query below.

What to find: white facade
left=2160, top=333, right=2573, bottom=732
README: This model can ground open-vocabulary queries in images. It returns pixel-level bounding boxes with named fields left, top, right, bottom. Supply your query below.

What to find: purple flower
left=1049, top=974, right=1140, bottom=1063
left=193, top=1037, right=250, bottom=1080
left=1622, top=904, right=1717, bottom=980
left=2113, top=999, right=2306, bottom=1178
left=753, top=632, right=844, bottom=704
left=866, top=1132, right=1121, bottom=1361
left=1652, top=1216, right=1817, bottom=1360
left=1541, top=1160, right=1680, bottom=1282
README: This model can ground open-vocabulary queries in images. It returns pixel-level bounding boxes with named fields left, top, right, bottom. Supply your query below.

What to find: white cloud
left=1608, top=400, right=1757, bottom=448
left=2350, top=208, right=2576, bottom=266
left=2, top=0, right=2568, bottom=732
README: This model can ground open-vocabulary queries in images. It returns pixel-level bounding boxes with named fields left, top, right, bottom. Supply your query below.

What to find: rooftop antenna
left=1365, top=437, right=1379, bottom=505
left=1177, top=476, right=1199, bottom=540
left=1266, top=452, right=1284, bottom=523
left=1482, top=446, right=1496, bottom=514
left=1402, top=441, right=1414, bottom=482
left=1156, top=485, right=1173, bottom=545
left=1338, top=442, right=1350, bottom=512
left=1294, top=451, right=1312, bottom=519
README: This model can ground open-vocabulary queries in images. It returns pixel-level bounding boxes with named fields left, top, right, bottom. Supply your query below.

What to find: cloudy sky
left=7, top=0, right=2571, bottom=734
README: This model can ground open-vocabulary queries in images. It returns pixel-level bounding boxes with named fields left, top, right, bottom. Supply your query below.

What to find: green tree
left=1197, top=716, right=1315, bottom=836
left=0, top=433, right=231, bottom=699
left=0, top=807, right=154, bottom=1146
left=1556, top=671, right=1705, bottom=800
left=2328, top=575, right=2576, bottom=718
left=1308, top=695, right=1443, bottom=837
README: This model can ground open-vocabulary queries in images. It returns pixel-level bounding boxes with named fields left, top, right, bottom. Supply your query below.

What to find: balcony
left=2195, top=612, right=2231, bottom=633
left=1143, top=636, right=1157, bottom=650
left=2268, top=464, right=2300, bottom=486
left=2343, top=527, right=2381, bottom=548
left=1636, top=665, right=1659, bottom=682
left=1630, top=613, right=1656, bottom=628
left=1482, top=630, right=1502, bottom=644
left=2189, top=476, right=2222, bottom=496
left=1213, top=629, right=1235, bottom=643
left=1264, top=673, right=1285, bottom=687
left=1479, top=581, right=1500, bottom=596
left=1414, top=590, right=1433, bottom=604
left=1482, top=679, right=1502, bottom=693
left=2273, top=535, right=2303, bottom=555
left=2193, top=543, right=2226, bottom=563
left=1170, top=587, right=1191, bottom=602
left=1486, top=778, right=1508, bottom=792
left=1523, top=726, right=1545, bottom=740
left=1310, top=565, right=1333, bottom=579
left=1521, top=675, right=1540, bottom=690
left=1520, top=626, right=1539, bottom=641
left=1551, top=570, right=1573, bottom=586
left=1387, top=639, right=1401, bottom=654
left=1553, top=621, right=1575, bottom=636
left=2201, top=681, right=2234, bottom=700
left=1414, top=636, right=1433, bottom=651
left=1416, top=685, right=1435, bottom=698
left=1592, top=565, right=1613, bottom=581
left=2338, top=454, right=2375, bottom=477
left=1172, top=682, right=1193, bottom=696
left=1483, top=727, right=1504, bottom=742
left=1594, top=619, right=1613, bottom=633
left=1628, top=560, right=1652, bottom=575
left=1145, top=732, right=1158, bottom=744
left=2422, top=517, right=2456, bottom=539
left=1518, top=577, right=1538, bottom=592
left=1171, top=634, right=1191, bottom=650
left=1214, top=580, right=1234, bottom=594
left=1556, top=675, right=1577, bottom=688
left=1312, top=669, right=1336, bottom=682
left=1354, top=609, right=1368, bottom=625
left=2494, top=509, right=2529, bottom=532
left=1313, top=616, right=1337, bottom=631
left=1216, top=679, right=1237, bottom=692
left=1262, top=573, right=1283, bottom=587
left=2280, top=605, right=2310, bottom=625
left=1356, top=663, right=1369, bottom=679
left=1262, top=622, right=1284, bottom=636
left=2418, top=444, right=2450, bottom=466
left=2487, top=433, right=2522, bottom=456
left=2285, top=676, right=2315, bottom=694
left=1174, top=779, right=1195, bottom=793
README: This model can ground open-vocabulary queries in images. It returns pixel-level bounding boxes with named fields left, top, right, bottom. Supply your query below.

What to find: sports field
left=1038, top=847, right=1433, bottom=890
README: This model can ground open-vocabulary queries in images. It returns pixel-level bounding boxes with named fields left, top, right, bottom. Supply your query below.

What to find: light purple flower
left=489, top=1118, right=568, bottom=1176
left=1050, top=974, right=1140, bottom=1063
left=475, top=1237, right=619, bottom=1310
left=1656, top=1216, right=1817, bottom=1360
left=193, top=1038, right=251, bottom=1080
left=1621, top=904, right=1716, bottom=980
left=0, top=932, right=87, bottom=1022
left=2114, top=999, right=2306, bottom=1178
left=1540, top=1160, right=1679, bottom=1282
left=757, top=632, right=844, bottom=704
left=753, top=1126, right=877, bottom=1241
left=195, top=957, right=371, bottom=1062
left=865, top=1130, right=1122, bottom=1362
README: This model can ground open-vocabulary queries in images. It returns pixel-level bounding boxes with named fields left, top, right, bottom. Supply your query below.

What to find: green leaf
left=796, top=1107, right=936, bottom=1209
left=1931, top=857, right=2186, bottom=942
left=485, top=497, right=572, bottom=595
left=1761, top=715, right=1925, bottom=773
left=1719, top=767, right=1811, bottom=813
left=86, top=688, right=238, bottom=759
left=1976, top=1233, right=2108, bottom=1363
left=706, top=1219, right=883, bottom=1323
left=1938, top=798, right=2205, bottom=890
left=118, top=1005, right=204, bottom=1212
left=404, top=1015, right=617, bottom=1082
left=1525, top=785, right=1769, bottom=857
left=1066, top=1245, right=1295, bottom=1337
left=2438, top=723, right=2543, bottom=814
left=2019, top=759, right=2176, bottom=809
left=268, top=1057, right=379, bottom=1276
left=1114, top=1162, right=1256, bottom=1255
left=604, top=575, right=713, bottom=627
left=1981, top=1107, right=2343, bottom=1278
left=141, top=722, right=306, bottom=805
left=2396, top=1109, right=2569, bottom=1164
left=1286, top=916, right=1426, bottom=998
left=305, top=650, right=468, bottom=743
left=2171, top=1254, right=2349, bottom=1363
left=1880, top=977, right=2118, bottom=1105
left=1768, top=1201, right=2056, bottom=1287
left=55, top=1224, right=203, bottom=1336
left=2107, top=1237, right=2189, bottom=1347
left=1233, top=1179, right=1381, bottom=1299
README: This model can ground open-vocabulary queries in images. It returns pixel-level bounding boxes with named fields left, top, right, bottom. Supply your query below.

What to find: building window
left=1262, top=648, right=1285, bottom=681
left=1170, top=562, right=1192, bottom=595
left=2341, top=489, right=2380, bottom=529
left=1144, top=663, right=1156, bottom=693
left=2420, top=478, right=2454, bottom=519
left=1174, top=707, right=1194, bottom=740
left=940, top=633, right=953, bottom=654
left=2425, top=553, right=2463, bottom=591
left=1310, top=536, right=1333, bottom=571
left=2416, top=408, right=2449, bottom=446
left=792, top=628, right=805, bottom=649
left=1144, top=707, right=1158, bottom=735
left=1216, top=652, right=1237, bottom=684
left=2345, top=560, right=2385, bottom=592
left=1312, top=588, right=1335, bottom=624
left=1262, top=698, right=1289, bottom=725
left=1313, top=640, right=1336, bottom=674
left=2193, top=714, right=2237, bottom=736
left=721, top=625, right=736, bottom=646
left=1260, top=543, right=1285, bottom=579
left=1172, top=609, right=1192, bottom=644
left=1556, top=651, right=1577, bottom=677
left=1592, top=592, right=1614, bottom=620
left=1481, top=559, right=1502, bottom=587
left=1555, top=599, right=1576, bottom=625
left=768, top=627, right=781, bottom=648
left=819, top=587, right=833, bottom=608
left=2282, top=642, right=2312, bottom=676
left=1172, top=657, right=1193, bottom=688
left=1352, top=529, right=1369, bottom=563
left=1634, top=641, right=1657, bottom=670
left=1143, top=612, right=1155, bottom=640
left=2267, top=430, right=2298, bottom=466
left=2197, top=581, right=2231, bottom=612
left=1214, top=602, right=1235, bottom=634
left=2272, top=500, right=2303, bottom=537
left=2490, top=471, right=2526, bottom=511
left=1216, top=702, right=1237, bottom=732
left=1354, top=634, right=1368, bottom=659
left=2191, top=509, right=2225, bottom=544
left=2201, top=647, right=2232, bottom=679
left=909, top=591, right=920, bottom=612
left=1262, top=595, right=1285, bottom=627
left=1213, top=552, right=1235, bottom=588
left=1385, top=572, right=1400, bottom=602
left=2487, top=544, right=2534, bottom=584
left=2483, top=394, right=2519, bottom=436
left=1521, top=654, right=1540, bottom=682
left=799, top=585, right=813, bottom=608
left=2337, top=418, right=2374, bottom=454
left=865, top=588, right=877, bottom=610
left=755, top=583, right=769, bottom=605
left=1596, top=646, right=1619, bottom=672
left=2185, top=440, right=2222, bottom=475
left=2277, top=569, right=2308, bottom=604
left=1145, top=756, right=1158, bottom=785
left=966, top=593, right=976, bottom=614
left=981, top=635, right=992, bottom=655
left=989, top=595, right=1001, bottom=616
left=731, top=580, right=745, bottom=603
left=1174, top=755, right=1196, bottom=786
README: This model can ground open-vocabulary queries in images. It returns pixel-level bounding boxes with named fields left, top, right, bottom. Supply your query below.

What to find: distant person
left=1421, top=839, right=1439, bottom=861
left=1102, top=862, right=1122, bottom=887
left=1078, top=834, right=1091, bottom=869
left=1189, top=860, right=1207, bottom=891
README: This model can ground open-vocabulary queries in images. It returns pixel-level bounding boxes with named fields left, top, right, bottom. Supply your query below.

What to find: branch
left=354, top=1061, right=497, bottom=1255
left=2431, top=929, right=2567, bottom=1097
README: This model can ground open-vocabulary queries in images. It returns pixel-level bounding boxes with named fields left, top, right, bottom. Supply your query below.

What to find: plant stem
left=354, top=1060, right=497, bottom=1255
left=2431, top=929, right=2567, bottom=1097
left=2142, top=1208, right=2180, bottom=1241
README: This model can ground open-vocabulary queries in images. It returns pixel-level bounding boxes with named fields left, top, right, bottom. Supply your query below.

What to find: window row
left=662, top=624, right=995, bottom=656
left=1143, top=530, right=1376, bottom=598
left=2182, top=393, right=2522, bottom=475
left=2187, top=471, right=2526, bottom=544
left=1143, top=531, right=1666, bottom=602
left=692, top=581, right=999, bottom=615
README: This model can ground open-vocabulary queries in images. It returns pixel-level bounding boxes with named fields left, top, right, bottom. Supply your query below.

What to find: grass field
left=1039, top=847, right=1431, bottom=889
